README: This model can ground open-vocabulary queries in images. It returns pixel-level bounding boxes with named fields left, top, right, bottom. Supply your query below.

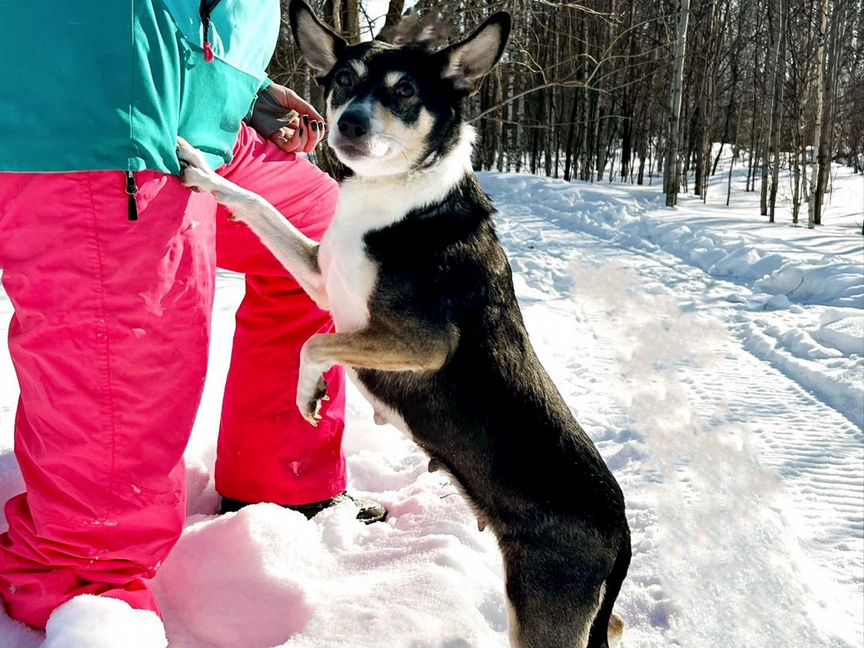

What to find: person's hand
left=263, top=84, right=327, bottom=154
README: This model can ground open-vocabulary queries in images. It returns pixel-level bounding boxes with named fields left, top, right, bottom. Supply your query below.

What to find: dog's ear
left=436, top=12, right=511, bottom=93
left=289, top=0, right=347, bottom=78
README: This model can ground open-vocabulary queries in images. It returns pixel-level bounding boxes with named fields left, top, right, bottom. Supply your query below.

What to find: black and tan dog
left=177, top=2, right=630, bottom=645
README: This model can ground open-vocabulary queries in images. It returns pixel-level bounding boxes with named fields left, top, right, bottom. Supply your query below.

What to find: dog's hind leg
left=586, top=539, right=631, bottom=648
left=503, top=541, right=610, bottom=648
left=505, top=582, right=603, bottom=648
left=606, top=613, right=625, bottom=648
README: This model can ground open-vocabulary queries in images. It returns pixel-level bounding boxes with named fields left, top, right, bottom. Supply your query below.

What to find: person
left=0, top=1, right=384, bottom=644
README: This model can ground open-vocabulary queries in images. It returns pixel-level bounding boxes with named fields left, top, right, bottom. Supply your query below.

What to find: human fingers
left=295, top=116, right=311, bottom=153
left=304, top=116, right=326, bottom=153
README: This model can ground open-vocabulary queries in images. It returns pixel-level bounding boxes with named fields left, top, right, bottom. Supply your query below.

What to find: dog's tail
left=587, top=534, right=631, bottom=648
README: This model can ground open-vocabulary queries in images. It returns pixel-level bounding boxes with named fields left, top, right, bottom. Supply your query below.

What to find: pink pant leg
left=0, top=171, right=216, bottom=629
left=214, top=123, right=346, bottom=506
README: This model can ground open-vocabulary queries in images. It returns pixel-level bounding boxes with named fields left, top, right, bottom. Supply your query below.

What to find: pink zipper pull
left=203, top=41, right=215, bottom=63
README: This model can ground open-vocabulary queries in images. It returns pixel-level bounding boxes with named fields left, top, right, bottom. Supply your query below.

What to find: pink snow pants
left=0, top=123, right=346, bottom=629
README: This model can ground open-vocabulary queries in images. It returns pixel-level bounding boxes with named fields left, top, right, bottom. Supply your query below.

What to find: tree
left=808, top=0, right=829, bottom=229
left=665, top=0, right=691, bottom=207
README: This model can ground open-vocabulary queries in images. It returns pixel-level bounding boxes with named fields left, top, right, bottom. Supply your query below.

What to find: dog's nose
left=337, top=110, right=369, bottom=139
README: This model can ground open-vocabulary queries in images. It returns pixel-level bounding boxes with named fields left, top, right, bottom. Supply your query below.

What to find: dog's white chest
left=319, top=179, right=420, bottom=332
left=318, top=163, right=472, bottom=333
left=319, top=206, right=378, bottom=333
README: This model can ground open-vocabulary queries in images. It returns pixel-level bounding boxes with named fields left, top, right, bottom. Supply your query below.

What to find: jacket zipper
left=126, top=171, right=139, bottom=221
left=199, top=0, right=224, bottom=63
left=128, top=0, right=138, bottom=212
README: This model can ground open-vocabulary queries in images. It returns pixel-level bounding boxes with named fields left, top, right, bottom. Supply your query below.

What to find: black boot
left=220, top=492, right=387, bottom=524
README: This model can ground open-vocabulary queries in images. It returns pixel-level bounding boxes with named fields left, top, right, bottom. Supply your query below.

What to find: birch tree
left=665, top=0, right=691, bottom=207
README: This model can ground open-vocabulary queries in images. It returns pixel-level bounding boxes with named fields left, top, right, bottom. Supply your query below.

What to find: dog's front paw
left=177, top=137, right=218, bottom=193
left=297, top=373, right=329, bottom=426
left=296, top=345, right=329, bottom=426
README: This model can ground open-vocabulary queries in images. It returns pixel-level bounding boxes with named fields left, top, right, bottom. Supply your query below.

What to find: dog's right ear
left=436, top=12, right=511, bottom=94
left=289, top=0, right=347, bottom=79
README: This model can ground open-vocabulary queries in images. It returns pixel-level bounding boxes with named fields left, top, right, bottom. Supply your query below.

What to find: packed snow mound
left=753, top=261, right=864, bottom=307
left=152, top=478, right=509, bottom=648
left=814, top=311, right=864, bottom=356
left=153, top=505, right=316, bottom=648
left=41, top=595, right=167, bottom=648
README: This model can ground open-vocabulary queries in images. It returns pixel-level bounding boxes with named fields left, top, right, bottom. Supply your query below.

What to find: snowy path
left=0, top=171, right=861, bottom=647
left=485, top=173, right=863, bottom=647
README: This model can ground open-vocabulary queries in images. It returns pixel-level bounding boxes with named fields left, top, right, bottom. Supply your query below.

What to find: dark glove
left=247, top=84, right=326, bottom=154
left=248, top=87, right=300, bottom=140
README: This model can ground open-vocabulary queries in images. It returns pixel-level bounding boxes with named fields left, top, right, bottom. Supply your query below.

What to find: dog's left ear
left=437, top=12, right=511, bottom=93
left=289, top=0, right=347, bottom=79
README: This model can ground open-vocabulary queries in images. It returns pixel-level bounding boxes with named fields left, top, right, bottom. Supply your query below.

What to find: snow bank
left=815, top=310, right=864, bottom=356
left=482, top=167, right=864, bottom=310
left=153, top=447, right=508, bottom=648
left=42, top=596, right=167, bottom=648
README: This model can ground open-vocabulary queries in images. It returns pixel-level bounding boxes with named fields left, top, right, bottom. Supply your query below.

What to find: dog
left=177, top=2, right=630, bottom=646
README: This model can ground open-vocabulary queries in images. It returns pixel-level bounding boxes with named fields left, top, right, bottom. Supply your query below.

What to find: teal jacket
left=0, top=0, right=279, bottom=174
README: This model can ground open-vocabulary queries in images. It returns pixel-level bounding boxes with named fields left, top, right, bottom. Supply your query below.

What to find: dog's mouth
left=334, top=142, right=373, bottom=160
left=330, top=134, right=400, bottom=164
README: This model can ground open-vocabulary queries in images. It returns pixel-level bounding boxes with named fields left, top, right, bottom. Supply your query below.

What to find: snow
left=42, top=596, right=167, bottom=648
left=0, top=161, right=861, bottom=647
left=815, top=311, right=864, bottom=356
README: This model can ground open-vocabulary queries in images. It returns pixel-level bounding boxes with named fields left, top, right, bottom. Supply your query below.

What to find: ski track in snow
left=0, top=168, right=861, bottom=647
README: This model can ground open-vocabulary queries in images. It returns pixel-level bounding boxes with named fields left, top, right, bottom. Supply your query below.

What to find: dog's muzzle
left=331, top=104, right=389, bottom=161
left=337, top=107, right=369, bottom=140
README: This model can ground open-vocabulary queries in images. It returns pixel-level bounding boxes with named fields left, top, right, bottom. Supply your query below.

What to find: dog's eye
left=394, top=81, right=415, bottom=98
left=335, top=71, right=353, bottom=87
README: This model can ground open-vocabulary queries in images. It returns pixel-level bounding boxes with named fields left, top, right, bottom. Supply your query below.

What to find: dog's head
left=289, top=1, right=510, bottom=177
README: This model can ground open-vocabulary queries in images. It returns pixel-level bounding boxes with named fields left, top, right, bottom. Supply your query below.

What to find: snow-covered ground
left=0, top=163, right=861, bottom=647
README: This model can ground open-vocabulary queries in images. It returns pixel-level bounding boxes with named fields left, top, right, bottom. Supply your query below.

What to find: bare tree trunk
left=725, top=8, right=745, bottom=206
left=563, top=88, right=579, bottom=181
left=746, top=90, right=759, bottom=192
left=760, top=0, right=782, bottom=216
left=495, top=68, right=506, bottom=172
left=636, top=111, right=648, bottom=185
left=376, top=0, right=406, bottom=41
left=808, top=0, right=829, bottom=229
left=814, top=0, right=846, bottom=225
left=514, top=95, right=523, bottom=173
left=745, top=17, right=761, bottom=196
left=768, top=0, right=787, bottom=223
left=324, top=0, right=343, bottom=33
left=665, top=0, right=691, bottom=207
left=793, top=135, right=806, bottom=224
left=545, top=89, right=554, bottom=177
left=727, top=116, right=740, bottom=207
left=343, top=0, right=360, bottom=43
left=694, top=0, right=727, bottom=201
